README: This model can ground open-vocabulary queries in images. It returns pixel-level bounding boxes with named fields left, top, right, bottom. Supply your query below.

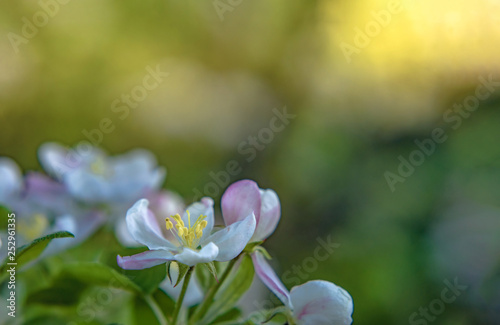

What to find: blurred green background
left=1, top=0, right=500, bottom=324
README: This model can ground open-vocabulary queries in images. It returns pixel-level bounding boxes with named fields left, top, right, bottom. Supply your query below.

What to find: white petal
left=174, top=242, right=219, bottom=266
left=252, top=189, right=281, bottom=242
left=115, top=217, right=141, bottom=247
left=38, top=142, right=72, bottom=179
left=0, top=157, right=22, bottom=204
left=290, top=280, right=353, bottom=325
left=126, top=199, right=177, bottom=250
left=109, top=149, right=166, bottom=201
left=66, top=169, right=111, bottom=203
left=204, top=213, right=256, bottom=262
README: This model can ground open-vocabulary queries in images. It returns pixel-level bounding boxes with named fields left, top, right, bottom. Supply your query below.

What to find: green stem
left=144, top=294, right=168, bottom=325
left=188, top=257, right=240, bottom=324
left=171, top=266, right=194, bottom=325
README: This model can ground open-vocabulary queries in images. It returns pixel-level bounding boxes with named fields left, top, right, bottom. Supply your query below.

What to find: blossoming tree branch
left=0, top=143, right=353, bottom=325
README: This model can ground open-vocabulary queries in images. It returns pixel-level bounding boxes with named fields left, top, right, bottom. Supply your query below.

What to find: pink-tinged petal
left=126, top=199, right=177, bottom=250
left=25, top=172, right=66, bottom=194
left=252, top=189, right=281, bottom=242
left=174, top=242, right=219, bottom=266
left=290, top=280, right=353, bottom=325
left=252, top=251, right=292, bottom=308
left=148, top=190, right=185, bottom=218
left=117, top=250, right=174, bottom=270
left=205, top=213, right=256, bottom=262
left=221, top=180, right=261, bottom=226
left=182, top=197, right=214, bottom=243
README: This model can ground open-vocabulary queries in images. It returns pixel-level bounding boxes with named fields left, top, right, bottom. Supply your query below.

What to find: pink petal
left=221, top=180, right=261, bottom=226
left=252, top=189, right=281, bottom=242
left=252, top=251, right=292, bottom=308
left=117, top=250, right=174, bottom=270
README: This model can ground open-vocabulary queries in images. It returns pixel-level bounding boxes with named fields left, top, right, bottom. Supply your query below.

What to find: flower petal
left=148, top=190, right=185, bottom=219
left=126, top=199, right=177, bottom=250
left=25, top=172, right=65, bottom=194
left=252, top=251, right=292, bottom=308
left=115, top=217, right=141, bottom=247
left=252, top=189, right=281, bottom=242
left=221, top=180, right=261, bottom=226
left=117, top=250, right=174, bottom=270
left=65, top=169, right=111, bottom=203
left=38, top=142, right=73, bottom=179
left=204, top=213, right=256, bottom=262
left=174, top=242, right=219, bottom=266
left=0, top=157, right=22, bottom=204
left=182, top=197, right=214, bottom=243
left=24, top=172, right=75, bottom=214
left=109, top=149, right=166, bottom=201
left=290, top=280, right=353, bottom=325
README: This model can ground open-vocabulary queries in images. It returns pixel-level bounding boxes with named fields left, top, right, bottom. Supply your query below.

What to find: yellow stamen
left=164, top=210, right=209, bottom=249
left=165, top=218, right=173, bottom=230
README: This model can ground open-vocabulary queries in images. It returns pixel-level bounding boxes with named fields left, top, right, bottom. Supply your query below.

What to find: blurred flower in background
left=1, top=0, right=500, bottom=324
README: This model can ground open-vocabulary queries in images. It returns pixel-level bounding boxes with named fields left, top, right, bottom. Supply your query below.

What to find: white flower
left=117, top=197, right=256, bottom=268
left=252, top=252, right=353, bottom=325
left=39, top=142, right=165, bottom=204
left=0, top=157, right=22, bottom=205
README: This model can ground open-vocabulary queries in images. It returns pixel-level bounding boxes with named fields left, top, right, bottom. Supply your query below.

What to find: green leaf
left=122, top=262, right=167, bottom=294
left=262, top=306, right=290, bottom=324
left=23, top=316, right=68, bottom=325
left=26, top=277, right=87, bottom=306
left=60, top=262, right=142, bottom=293
left=132, top=296, right=163, bottom=325
left=200, top=255, right=255, bottom=324
left=0, top=205, right=11, bottom=229
left=243, top=241, right=264, bottom=253
left=253, top=246, right=271, bottom=260
left=16, top=231, right=74, bottom=266
left=195, top=262, right=217, bottom=292
left=167, top=261, right=190, bottom=287
left=203, top=261, right=219, bottom=282
left=0, top=231, right=74, bottom=280
left=133, top=291, right=174, bottom=325
left=211, top=307, right=242, bottom=324
left=152, top=288, right=175, bottom=314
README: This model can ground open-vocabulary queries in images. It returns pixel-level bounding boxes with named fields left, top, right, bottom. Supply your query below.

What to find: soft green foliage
left=0, top=231, right=74, bottom=280
left=199, top=255, right=255, bottom=324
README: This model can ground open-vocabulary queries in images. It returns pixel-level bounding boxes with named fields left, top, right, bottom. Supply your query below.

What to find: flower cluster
left=0, top=143, right=353, bottom=325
